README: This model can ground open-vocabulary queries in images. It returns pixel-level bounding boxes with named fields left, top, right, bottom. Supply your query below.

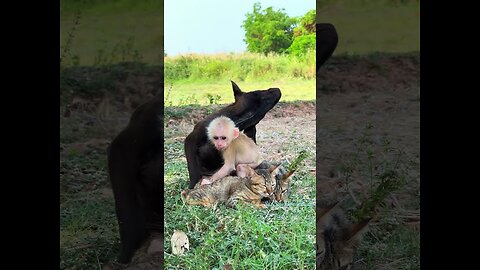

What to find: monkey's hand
left=200, top=177, right=213, bottom=186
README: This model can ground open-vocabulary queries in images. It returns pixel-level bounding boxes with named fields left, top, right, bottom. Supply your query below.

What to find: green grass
left=164, top=51, right=315, bottom=82
left=164, top=115, right=316, bottom=269
left=164, top=79, right=315, bottom=106
left=358, top=225, right=420, bottom=270
left=60, top=146, right=119, bottom=269
left=60, top=0, right=163, bottom=66
left=327, top=121, right=420, bottom=270
left=60, top=111, right=123, bottom=269
left=318, top=0, right=420, bottom=55
left=60, top=193, right=120, bottom=269
left=163, top=51, right=315, bottom=105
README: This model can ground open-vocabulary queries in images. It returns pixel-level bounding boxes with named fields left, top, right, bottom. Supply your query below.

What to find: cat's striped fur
left=317, top=202, right=371, bottom=270
left=181, top=165, right=277, bottom=208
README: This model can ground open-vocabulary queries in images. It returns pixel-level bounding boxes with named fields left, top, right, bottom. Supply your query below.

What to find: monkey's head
left=206, top=116, right=239, bottom=151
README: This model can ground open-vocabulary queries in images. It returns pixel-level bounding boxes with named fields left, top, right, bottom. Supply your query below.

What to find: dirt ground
left=316, top=53, right=420, bottom=196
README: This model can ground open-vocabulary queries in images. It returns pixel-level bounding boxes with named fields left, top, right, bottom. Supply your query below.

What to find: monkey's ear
left=231, top=81, right=243, bottom=101
left=233, top=128, right=240, bottom=139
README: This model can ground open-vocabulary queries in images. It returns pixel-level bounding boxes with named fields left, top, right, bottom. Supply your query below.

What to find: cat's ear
left=282, top=170, right=295, bottom=180
left=341, top=218, right=371, bottom=246
left=268, top=164, right=279, bottom=173
left=268, top=164, right=281, bottom=178
left=316, top=202, right=339, bottom=224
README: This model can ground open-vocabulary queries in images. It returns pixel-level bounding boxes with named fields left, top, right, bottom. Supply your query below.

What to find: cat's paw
left=256, top=203, right=267, bottom=209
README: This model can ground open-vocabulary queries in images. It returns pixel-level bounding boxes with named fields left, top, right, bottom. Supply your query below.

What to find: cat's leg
left=226, top=198, right=238, bottom=208
left=254, top=199, right=267, bottom=209
left=184, top=193, right=213, bottom=207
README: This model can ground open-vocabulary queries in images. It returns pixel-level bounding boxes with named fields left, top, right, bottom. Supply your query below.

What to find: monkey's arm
left=208, top=162, right=235, bottom=183
left=207, top=148, right=235, bottom=183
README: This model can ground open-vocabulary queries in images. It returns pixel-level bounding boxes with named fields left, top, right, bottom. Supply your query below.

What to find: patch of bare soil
left=316, top=54, right=420, bottom=196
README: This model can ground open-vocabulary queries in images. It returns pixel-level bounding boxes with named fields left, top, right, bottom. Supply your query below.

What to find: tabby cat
left=316, top=202, right=371, bottom=270
left=256, top=161, right=294, bottom=202
left=181, top=165, right=278, bottom=208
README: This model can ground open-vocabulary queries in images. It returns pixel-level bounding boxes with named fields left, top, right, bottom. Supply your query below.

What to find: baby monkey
left=201, top=116, right=261, bottom=185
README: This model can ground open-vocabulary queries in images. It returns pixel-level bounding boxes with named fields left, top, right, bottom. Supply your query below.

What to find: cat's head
left=273, top=167, right=295, bottom=202
left=237, top=164, right=277, bottom=197
left=254, top=162, right=296, bottom=202
left=317, top=203, right=371, bottom=270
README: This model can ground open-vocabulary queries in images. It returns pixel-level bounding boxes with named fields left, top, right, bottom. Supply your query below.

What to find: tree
left=288, top=9, right=316, bottom=57
left=242, top=2, right=296, bottom=54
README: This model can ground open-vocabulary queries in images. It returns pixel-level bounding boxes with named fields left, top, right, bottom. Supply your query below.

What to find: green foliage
left=164, top=51, right=315, bottom=83
left=287, top=150, right=309, bottom=173
left=60, top=10, right=82, bottom=67
left=287, top=9, right=316, bottom=57
left=205, top=93, right=221, bottom=105
left=162, top=79, right=316, bottom=107
left=293, top=9, right=316, bottom=37
left=358, top=224, right=420, bottom=269
left=338, top=123, right=410, bottom=222
left=242, top=2, right=296, bottom=54
left=288, top=34, right=316, bottom=57
left=352, top=169, right=406, bottom=221
left=60, top=132, right=118, bottom=269
left=164, top=55, right=194, bottom=81
left=93, top=37, right=143, bottom=66
left=60, top=196, right=119, bottom=269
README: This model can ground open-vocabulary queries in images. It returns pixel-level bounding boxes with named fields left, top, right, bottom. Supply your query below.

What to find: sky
left=164, top=0, right=315, bottom=56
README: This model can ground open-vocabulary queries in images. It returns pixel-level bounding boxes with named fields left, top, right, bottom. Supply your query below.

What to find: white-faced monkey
left=201, top=116, right=261, bottom=185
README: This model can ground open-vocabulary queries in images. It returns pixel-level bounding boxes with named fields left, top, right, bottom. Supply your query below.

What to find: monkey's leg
left=237, top=162, right=262, bottom=170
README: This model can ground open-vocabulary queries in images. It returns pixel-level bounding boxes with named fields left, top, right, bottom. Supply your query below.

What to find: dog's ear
left=231, top=80, right=243, bottom=101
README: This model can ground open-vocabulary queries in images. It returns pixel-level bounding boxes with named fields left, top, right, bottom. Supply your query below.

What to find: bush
left=242, top=2, right=296, bottom=54
left=288, top=34, right=316, bottom=57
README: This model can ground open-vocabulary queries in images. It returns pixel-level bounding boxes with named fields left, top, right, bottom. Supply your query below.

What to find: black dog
left=184, top=81, right=281, bottom=188
left=317, top=23, right=338, bottom=72
left=107, top=94, right=163, bottom=264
